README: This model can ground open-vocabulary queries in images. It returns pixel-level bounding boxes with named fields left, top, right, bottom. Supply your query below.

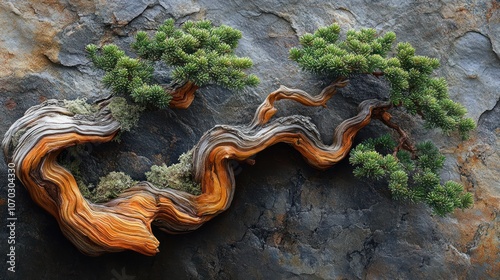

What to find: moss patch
left=63, top=98, right=98, bottom=115
left=108, top=97, right=144, bottom=132
left=58, top=145, right=94, bottom=198
left=90, top=171, right=138, bottom=203
left=64, top=146, right=199, bottom=203
left=146, top=149, right=201, bottom=195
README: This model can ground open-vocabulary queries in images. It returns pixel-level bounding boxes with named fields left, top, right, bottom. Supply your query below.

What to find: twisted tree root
left=2, top=81, right=391, bottom=256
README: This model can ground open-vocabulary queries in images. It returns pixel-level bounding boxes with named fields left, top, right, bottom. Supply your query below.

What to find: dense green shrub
left=86, top=19, right=259, bottom=109
left=290, top=24, right=475, bottom=215
left=289, top=24, right=475, bottom=138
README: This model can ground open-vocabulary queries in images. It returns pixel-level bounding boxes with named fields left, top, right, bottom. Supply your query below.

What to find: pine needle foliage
left=290, top=24, right=475, bottom=215
left=349, top=136, right=473, bottom=216
left=132, top=19, right=259, bottom=90
left=86, top=19, right=259, bottom=109
left=289, top=24, right=475, bottom=139
left=86, top=44, right=169, bottom=108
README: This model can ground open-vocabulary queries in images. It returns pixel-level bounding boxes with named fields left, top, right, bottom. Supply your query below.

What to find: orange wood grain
left=3, top=83, right=391, bottom=255
left=168, top=81, right=199, bottom=109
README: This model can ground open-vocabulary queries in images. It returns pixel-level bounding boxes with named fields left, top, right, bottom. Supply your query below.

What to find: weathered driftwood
left=2, top=79, right=392, bottom=256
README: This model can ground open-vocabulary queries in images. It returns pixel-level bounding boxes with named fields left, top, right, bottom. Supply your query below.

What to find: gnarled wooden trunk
left=2, top=80, right=391, bottom=256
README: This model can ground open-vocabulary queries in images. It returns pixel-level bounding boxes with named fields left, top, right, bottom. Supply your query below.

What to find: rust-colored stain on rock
left=4, top=99, right=17, bottom=110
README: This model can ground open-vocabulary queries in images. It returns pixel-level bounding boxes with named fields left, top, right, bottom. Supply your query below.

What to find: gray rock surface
left=1, top=0, right=499, bottom=279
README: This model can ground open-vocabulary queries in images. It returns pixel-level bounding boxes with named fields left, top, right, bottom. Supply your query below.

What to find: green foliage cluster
left=386, top=43, right=476, bottom=138
left=289, top=24, right=475, bottom=138
left=289, top=25, right=396, bottom=76
left=81, top=22, right=475, bottom=215
left=145, top=150, right=201, bottom=195
left=349, top=135, right=473, bottom=216
left=132, top=19, right=259, bottom=90
left=292, top=23, right=475, bottom=215
left=86, top=44, right=170, bottom=108
left=86, top=19, right=258, bottom=109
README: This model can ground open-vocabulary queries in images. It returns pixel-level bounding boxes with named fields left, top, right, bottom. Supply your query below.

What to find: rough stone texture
left=1, top=0, right=499, bottom=279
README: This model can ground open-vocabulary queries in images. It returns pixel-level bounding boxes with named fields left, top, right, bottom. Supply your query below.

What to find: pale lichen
left=63, top=98, right=98, bottom=115
left=92, top=171, right=137, bottom=203
left=76, top=149, right=200, bottom=204
left=108, top=97, right=144, bottom=132
left=146, top=149, right=201, bottom=195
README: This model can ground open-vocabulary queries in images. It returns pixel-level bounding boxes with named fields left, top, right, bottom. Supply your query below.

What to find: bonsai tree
left=2, top=21, right=474, bottom=256
left=289, top=24, right=474, bottom=216
left=86, top=19, right=259, bottom=109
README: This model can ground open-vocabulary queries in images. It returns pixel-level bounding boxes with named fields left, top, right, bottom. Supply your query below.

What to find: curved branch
left=2, top=85, right=391, bottom=256
left=167, top=81, right=199, bottom=109
left=374, top=111, right=417, bottom=157
left=250, top=77, right=349, bottom=127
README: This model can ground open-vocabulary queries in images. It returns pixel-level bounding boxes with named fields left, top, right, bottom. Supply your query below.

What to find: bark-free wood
left=2, top=81, right=391, bottom=256
left=168, top=81, right=199, bottom=109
